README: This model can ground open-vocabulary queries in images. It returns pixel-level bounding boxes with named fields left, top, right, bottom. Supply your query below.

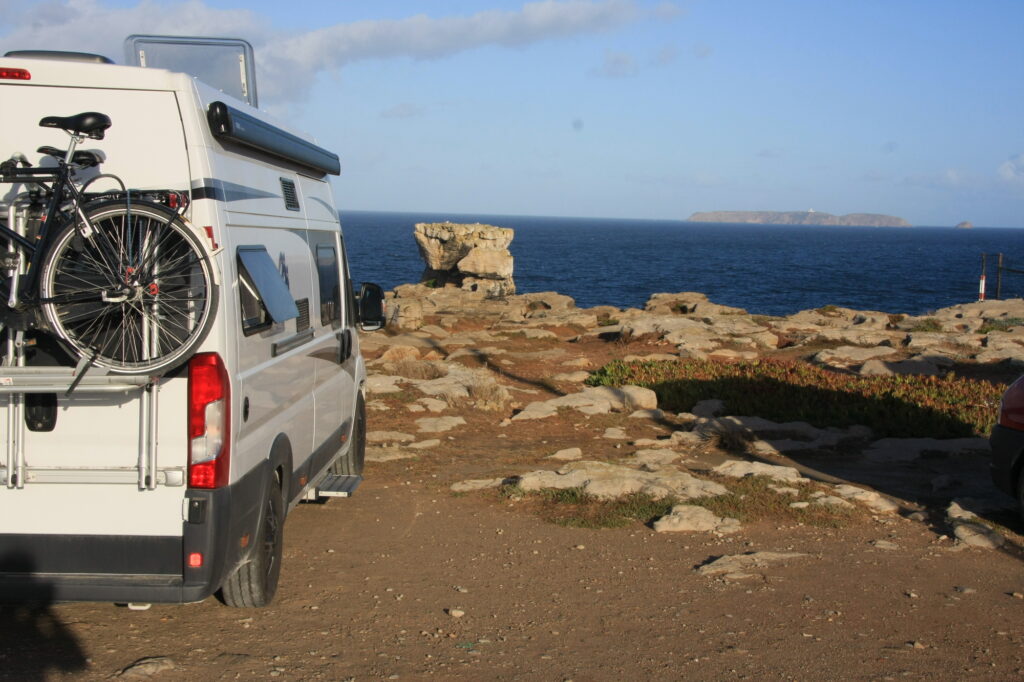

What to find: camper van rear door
left=237, top=246, right=299, bottom=324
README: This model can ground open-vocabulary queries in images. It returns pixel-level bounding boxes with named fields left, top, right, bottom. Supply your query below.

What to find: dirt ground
left=2, top=329, right=1023, bottom=681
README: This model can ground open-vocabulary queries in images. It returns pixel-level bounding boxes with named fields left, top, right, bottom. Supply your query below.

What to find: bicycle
left=0, top=111, right=217, bottom=376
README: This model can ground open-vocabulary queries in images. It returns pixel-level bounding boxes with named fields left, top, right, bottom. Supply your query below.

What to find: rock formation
left=413, top=222, right=515, bottom=297
left=956, top=221, right=974, bottom=229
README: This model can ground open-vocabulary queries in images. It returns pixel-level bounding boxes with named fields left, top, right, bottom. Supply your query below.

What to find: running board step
left=317, top=474, right=362, bottom=498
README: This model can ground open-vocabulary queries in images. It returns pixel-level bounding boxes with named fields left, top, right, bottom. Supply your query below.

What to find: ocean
left=339, top=210, right=1024, bottom=318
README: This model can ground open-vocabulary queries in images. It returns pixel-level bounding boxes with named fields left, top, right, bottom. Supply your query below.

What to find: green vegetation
left=586, top=358, right=1004, bottom=437
left=688, top=476, right=864, bottom=528
left=978, top=317, right=1024, bottom=334
left=498, top=485, right=676, bottom=529
left=496, top=477, right=864, bottom=529
left=815, top=304, right=840, bottom=316
left=908, top=317, right=943, bottom=332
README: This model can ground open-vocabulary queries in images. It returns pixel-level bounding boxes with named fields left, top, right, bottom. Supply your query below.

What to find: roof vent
left=4, top=50, right=114, bottom=64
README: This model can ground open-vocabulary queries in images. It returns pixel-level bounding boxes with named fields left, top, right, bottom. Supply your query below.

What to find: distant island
left=687, top=210, right=911, bottom=228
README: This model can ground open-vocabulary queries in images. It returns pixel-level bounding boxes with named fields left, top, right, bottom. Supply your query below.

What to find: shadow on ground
left=0, top=552, right=88, bottom=680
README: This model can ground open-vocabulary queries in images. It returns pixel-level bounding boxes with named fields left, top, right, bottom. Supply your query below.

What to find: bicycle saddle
left=36, top=146, right=106, bottom=168
left=38, top=112, right=112, bottom=140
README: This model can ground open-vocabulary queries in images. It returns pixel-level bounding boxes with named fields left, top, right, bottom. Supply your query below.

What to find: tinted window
left=316, top=246, right=341, bottom=326
left=237, top=247, right=298, bottom=335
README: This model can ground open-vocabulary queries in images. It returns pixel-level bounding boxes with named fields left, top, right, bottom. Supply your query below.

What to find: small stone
left=1012, top=592, right=1024, bottom=600
left=447, top=609, right=465, bottom=618
left=871, top=540, right=899, bottom=551
left=117, top=657, right=176, bottom=678
left=574, top=544, right=585, bottom=550
left=909, top=640, right=927, bottom=649
left=953, top=586, right=976, bottom=594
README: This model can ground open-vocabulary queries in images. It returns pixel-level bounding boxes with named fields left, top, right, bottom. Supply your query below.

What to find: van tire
left=333, top=393, right=366, bottom=476
left=220, top=475, right=284, bottom=608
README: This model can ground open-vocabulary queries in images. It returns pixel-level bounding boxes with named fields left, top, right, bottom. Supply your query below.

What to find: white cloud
left=0, top=0, right=657, bottom=102
left=998, top=154, right=1024, bottom=184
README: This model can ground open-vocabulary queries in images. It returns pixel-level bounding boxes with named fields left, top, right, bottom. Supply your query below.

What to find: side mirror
left=357, top=282, right=386, bottom=331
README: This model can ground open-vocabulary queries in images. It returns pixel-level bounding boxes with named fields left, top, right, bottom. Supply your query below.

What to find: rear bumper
left=0, top=462, right=267, bottom=604
left=989, top=424, right=1024, bottom=496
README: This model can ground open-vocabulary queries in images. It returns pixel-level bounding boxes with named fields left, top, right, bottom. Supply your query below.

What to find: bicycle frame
left=1, top=162, right=81, bottom=303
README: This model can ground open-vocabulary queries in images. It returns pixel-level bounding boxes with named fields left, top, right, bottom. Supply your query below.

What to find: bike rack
left=0, top=203, right=167, bottom=490
left=0, top=336, right=165, bottom=490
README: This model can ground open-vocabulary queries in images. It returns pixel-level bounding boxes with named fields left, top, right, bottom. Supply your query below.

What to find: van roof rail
left=4, top=50, right=114, bottom=64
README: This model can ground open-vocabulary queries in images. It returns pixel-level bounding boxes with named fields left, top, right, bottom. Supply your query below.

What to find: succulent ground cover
left=587, top=358, right=1005, bottom=438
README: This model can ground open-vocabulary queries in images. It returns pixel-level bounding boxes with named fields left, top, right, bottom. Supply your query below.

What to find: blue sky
left=2, top=0, right=1023, bottom=226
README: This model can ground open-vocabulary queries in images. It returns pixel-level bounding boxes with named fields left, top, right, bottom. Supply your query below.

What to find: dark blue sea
left=339, top=210, right=1024, bottom=317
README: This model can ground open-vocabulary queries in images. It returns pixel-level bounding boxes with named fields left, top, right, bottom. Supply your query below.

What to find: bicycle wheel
left=39, top=200, right=218, bottom=375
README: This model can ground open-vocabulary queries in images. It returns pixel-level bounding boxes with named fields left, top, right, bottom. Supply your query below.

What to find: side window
left=316, top=246, right=341, bottom=327
left=237, top=246, right=299, bottom=336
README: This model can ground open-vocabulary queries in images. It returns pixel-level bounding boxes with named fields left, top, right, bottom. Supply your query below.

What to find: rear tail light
left=0, top=68, right=31, bottom=81
left=188, top=353, right=230, bottom=488
left=999, top=376, right=1024, bottom=430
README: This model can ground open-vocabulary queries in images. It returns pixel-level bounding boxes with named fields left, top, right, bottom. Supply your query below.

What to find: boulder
left=653, top=505, right=741, bottom=534
left=414, top=222, right=515, bottom=296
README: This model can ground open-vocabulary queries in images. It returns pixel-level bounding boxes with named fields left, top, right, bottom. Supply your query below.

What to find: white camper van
left=0, top=36, right=385, bottom=607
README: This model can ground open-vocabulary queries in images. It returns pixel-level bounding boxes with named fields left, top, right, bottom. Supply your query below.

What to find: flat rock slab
left=366, top=447, right=418, bottom=463
left=696, top=551, right=810, bottom=580
left=365, top=375, right=406, bottom=394
left=415, top=416, right=467, bottom=433
left=863, top=437, right=989, bottom=463
left=813, top=345, right=900, bottom=366
left=832, top=484, right=899, bottom=513
left=516, top=460, right=727, bottom=500
left=632, top=448, right=684, bottom=466
left=367, top=431, right=416, bottom=444
left=512, top=385, right=657, bottom=421
left=548, top=447, right=583, bottom=461
left=653, top=505, right=740, bottom=534
left=450, top=478, right=507, bottom=492
left=713, top=460, right=803, bottom=483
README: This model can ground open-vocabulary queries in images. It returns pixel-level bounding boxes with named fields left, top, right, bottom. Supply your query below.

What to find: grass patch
left=978, top=317, right=1024, bottom=334
left=586, top=357, right=1004, bottom=437
left=391, top=359, right=448, bottom=380
left=689, top=476, right=864, bottom=528
left=815, top=304, right=841, bottom=316
left=908, top=317, right=943, bottom=332
left=751, top=314, right=778, bottom=326
left=499, top=485, right=677, bottom=529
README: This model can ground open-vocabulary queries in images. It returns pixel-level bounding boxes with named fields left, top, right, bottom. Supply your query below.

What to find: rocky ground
left=4, top=289, right=1024, bottom=680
